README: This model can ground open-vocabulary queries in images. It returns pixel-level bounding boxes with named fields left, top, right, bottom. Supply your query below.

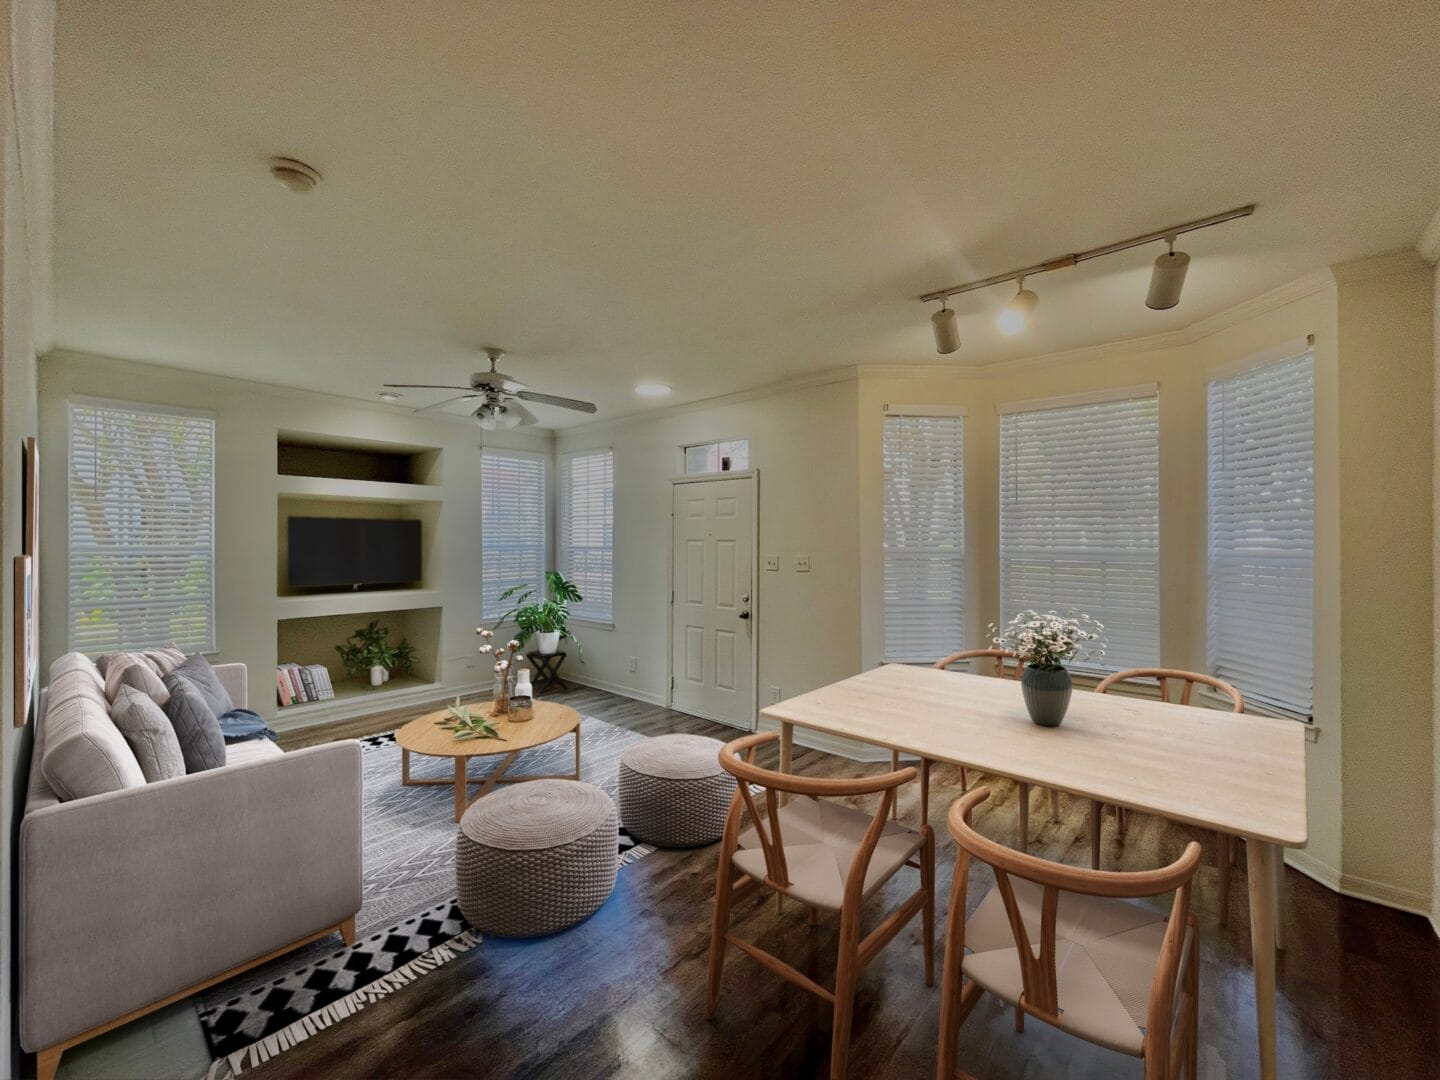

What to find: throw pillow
left=105, top=655, right=171, bottom=707
left=171, top=652, right=235, bottom=718
left=161, top=674, right=227, bottom=774
left=143, top=644, right=187, bottom=675
left=111, top=685, right=185, bottom=782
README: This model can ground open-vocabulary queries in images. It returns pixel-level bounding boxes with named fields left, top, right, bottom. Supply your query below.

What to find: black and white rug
left=200, top=715, right=655, bottom=1076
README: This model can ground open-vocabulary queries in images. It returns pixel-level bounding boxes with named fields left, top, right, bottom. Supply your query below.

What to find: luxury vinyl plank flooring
left=253, top=685, right=1440, bottom=1080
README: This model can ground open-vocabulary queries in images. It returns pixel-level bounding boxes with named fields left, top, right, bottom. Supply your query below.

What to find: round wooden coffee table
left=396, top=700, right=582, bottom=822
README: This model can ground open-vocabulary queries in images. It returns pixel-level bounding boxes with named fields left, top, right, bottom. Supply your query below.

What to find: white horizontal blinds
left=999, top=393, right=1160, bottom=671
left=559, top=449, right=614, bottom=622
left=480, top=449, right=547, bottom=618
left=883, top=413, right=965, bottom=662
left=67, top=401, right=216, bottom=654
left=1207, top=352, right=1314, bottom=715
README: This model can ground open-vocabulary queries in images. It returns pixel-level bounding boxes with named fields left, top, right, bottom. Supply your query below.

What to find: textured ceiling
left=54, top=1, right=1440, bottom=425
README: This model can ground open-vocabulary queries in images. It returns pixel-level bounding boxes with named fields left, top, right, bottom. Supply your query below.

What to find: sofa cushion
left=171, top=653, right=234, bottom=718
left=224, top=738, right=285, bottom=767
left=102, top=652, right=171, bottom=706
left=110, top=685, right=186, bottom=782
left=40, top=653, right=146, bottom=801
left=162, top=675, right=228, bottom=774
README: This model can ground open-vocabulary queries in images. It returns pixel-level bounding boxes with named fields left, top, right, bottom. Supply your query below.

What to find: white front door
left=670, top=475, right=756, bottom=729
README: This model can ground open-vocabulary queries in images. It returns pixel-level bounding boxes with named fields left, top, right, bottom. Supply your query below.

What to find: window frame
left=681, top=437, right=750, bottom=475
left=66, top=396, right=218, bottom=655
left=479, top=446, right=549, bottom=622
left=558, top=447, right=615, bottom=627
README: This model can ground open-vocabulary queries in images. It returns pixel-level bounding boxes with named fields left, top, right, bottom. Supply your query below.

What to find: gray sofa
left=20, top=658, right=363, bottom=1080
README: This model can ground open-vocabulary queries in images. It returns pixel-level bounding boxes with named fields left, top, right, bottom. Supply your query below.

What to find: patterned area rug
left=199, top=715, right=654, bottom=1076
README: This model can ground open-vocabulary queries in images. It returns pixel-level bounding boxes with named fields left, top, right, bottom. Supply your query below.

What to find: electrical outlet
left=768, top=686, right=782, bottom=704
left=795, top=555, right=811, bottom=572
left=763, top=554, right=779, bottom=571
left=627, top=656, right=638, bottom=673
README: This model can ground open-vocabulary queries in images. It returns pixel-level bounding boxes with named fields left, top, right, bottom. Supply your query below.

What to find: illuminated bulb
left=634, top=382, right=672, bottom=398
left=998, top=280, right=1039, bottom=336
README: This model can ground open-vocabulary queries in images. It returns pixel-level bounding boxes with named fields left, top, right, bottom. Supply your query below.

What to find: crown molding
left=1329, top=248, right=1430, bottom=283
left=1417, top=208, right=1440, bottom=264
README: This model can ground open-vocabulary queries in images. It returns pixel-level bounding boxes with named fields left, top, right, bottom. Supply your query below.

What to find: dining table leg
left=779, top=721, right=794, bottom=806
left=1246, top=839, right=1280, bottom=1080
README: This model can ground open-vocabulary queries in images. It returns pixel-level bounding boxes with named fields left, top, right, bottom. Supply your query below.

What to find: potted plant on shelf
left=336, top=620, right=409, bottom=688
left=991, top=609, right=1104, bottom=727
left=494, top=570, right=583, bottom=656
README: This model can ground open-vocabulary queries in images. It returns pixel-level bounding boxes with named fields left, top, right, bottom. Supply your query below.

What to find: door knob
left=738, top=610, right=751, bottom=620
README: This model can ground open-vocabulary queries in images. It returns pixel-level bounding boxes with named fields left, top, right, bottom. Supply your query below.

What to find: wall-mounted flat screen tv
left=288, top=517, right=422, bottom=589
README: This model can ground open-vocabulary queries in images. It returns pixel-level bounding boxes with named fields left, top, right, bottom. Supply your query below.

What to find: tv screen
left=288, top=517, right=422, bottom=589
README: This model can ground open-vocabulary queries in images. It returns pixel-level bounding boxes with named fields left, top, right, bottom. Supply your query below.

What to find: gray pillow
left=117, top=661, right=171, bottom=707
left=110, top=685, right=185, bottom=782
left=161, top=674, right=226, bottom=774
left=171, top=652, right=234, bottom=718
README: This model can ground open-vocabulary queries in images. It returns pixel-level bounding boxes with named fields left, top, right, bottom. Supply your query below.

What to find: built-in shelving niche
left=275, top=606, right=442, bottom=716
left=277, top=432, right=442, bottom=485
left=276, top=495, right=441, bottom=597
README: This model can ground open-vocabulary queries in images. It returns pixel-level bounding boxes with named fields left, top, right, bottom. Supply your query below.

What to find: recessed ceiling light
left=634, top=382, right=672, bottom=398
left=269, top=156, right=321, bottom=194
left=377, top=390, right=404, bottom=402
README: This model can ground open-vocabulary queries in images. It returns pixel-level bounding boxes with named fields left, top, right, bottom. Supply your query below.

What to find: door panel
left=671, top=476, right=755, bottom=729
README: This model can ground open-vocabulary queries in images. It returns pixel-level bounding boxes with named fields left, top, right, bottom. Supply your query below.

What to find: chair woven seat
left=456, top=779, right=617, bottom=937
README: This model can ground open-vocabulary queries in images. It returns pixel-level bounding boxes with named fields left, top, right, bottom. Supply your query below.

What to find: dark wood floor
left=268, top=687, right=1440, bottom=1079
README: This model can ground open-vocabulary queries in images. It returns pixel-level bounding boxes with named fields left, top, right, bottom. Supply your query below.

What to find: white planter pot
left=382, top=668, right=391, bottom=684
left=369, top=664, right=386, bottom=687
left=536, top=631, right=561, bottom=655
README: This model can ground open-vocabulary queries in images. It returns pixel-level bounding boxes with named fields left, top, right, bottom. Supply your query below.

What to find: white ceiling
left=54, top=1, right=1440, bottom=426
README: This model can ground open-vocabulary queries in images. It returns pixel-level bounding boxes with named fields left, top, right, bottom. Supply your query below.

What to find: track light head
left=998, top=278, right=1039, bottom=336
left=1147, top=237, right=1190, bottom=310
left=931, top=303, right=961, bottom=354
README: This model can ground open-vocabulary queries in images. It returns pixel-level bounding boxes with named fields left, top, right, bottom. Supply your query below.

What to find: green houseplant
left=336, top=620, right=416, bottom=687
left=494, top=570, right=583, bottom=656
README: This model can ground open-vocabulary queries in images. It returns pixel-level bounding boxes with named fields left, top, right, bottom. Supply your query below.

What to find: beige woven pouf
left=618, top=733, right=735, bottom=848
left=456, top=779, right=618, bottom=938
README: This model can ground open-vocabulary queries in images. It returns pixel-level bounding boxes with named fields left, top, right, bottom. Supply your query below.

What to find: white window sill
left=569, top=618, right=615, bottom=631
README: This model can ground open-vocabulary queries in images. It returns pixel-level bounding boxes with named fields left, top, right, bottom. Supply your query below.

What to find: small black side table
left=527, top=651, right=570, bottom=695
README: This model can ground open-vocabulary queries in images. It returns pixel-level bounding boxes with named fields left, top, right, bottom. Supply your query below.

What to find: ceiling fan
left=383, top=348, right=597, bottom=429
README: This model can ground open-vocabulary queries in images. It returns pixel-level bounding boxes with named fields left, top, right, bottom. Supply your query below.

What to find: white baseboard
left=269, top=679, right=489, bottom=733
left=1283, top=849, right=1341, bottom=893
left=562, top=673, right=667, bottom=707
left=1336, top=871, right=1434, bottom=918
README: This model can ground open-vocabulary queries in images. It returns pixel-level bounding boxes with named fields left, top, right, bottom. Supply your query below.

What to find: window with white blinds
left=999, top=392, right=1160, bottom=671
left=68, top=400, right=216, bottom=654
left=481, top=449, right=548, bottom=618
left=559, top=449, right=614, bottom=623
left=883, top=411, right=965, bottom=662
left=1207, top=352, right=1314, bottom=715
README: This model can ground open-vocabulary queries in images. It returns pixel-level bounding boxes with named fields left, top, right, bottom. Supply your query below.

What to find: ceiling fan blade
left=414, top=393, right=481, bottom=413
left=505, top=401, right=540, bottom=427
left=383, top=383, right=475, bottom=391
left=516, top=390, right=598, bottom=413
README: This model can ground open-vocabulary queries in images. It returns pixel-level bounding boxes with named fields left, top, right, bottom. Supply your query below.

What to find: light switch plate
left=627, top=656, right=638, bottom=673
left=763, top=554, right=779, bottom=571
left=768, top=686, right=782, bottom=704
left=795, top=555, right=811, bottom=572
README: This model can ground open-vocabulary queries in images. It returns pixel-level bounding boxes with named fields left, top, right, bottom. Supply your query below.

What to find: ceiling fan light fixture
left=931, top=303, right=960, bottom=354
left=634, top=382, right=672, bottom=398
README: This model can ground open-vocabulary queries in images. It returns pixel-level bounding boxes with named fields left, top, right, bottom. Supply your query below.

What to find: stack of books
left=276, top=663, right=336, bottom=706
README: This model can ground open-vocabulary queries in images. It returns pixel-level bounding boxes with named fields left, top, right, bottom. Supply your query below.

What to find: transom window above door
left=684, top=439, right=749, bottom=474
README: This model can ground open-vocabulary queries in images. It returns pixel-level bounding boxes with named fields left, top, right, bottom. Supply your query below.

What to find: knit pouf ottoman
left=456, top=779, right=618, bottom=938
left=618, top=733, right=735, bottom=848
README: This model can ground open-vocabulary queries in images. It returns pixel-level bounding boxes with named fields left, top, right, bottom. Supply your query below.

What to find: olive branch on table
left=437, top=699, right=506, bottom=741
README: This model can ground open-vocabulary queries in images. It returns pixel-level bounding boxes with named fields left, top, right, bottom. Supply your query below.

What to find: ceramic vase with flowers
left=476, top=628, right=527, bottom=718
left=990, top=609, right=1104, bottom=727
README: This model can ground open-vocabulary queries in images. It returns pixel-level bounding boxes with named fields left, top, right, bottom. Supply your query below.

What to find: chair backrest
left=717, top=732, right=916, bottom=902
left=1095, top=667, right=1244, bottom=712
left=933, top=648, right=1024, bottom=680
left=946, top=787, right=1201, bottom=1059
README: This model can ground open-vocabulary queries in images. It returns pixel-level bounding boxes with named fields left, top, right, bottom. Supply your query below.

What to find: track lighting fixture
left=917, top=204, right=1254, bottom=353
left=931, top=301, right=960, bottom=354
left=997, top=277, right=1039, bottom=335
left=1146, top=235, right=1190, bottom=310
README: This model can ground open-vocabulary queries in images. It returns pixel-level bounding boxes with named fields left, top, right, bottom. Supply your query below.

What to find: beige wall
left=37, top=351, right=551, bottom=729
left=0, top=0, right=50, bottom=1072
left=553, top=375, right=863, bottom=744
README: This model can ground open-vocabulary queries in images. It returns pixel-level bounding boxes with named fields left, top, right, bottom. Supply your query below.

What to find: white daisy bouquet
left=990, top=610, right=1104, bottom=670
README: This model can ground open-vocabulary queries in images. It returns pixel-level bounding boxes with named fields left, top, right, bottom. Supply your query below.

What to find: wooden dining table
left=760, top=662, right=1308, bottom=1080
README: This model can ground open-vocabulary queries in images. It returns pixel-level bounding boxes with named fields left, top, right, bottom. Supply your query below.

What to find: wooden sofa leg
left=341, top=916, right=357, bottom=945
left=37, top=1045, right=62, bottom=1080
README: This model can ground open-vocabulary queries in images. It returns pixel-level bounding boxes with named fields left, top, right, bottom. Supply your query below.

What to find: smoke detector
left=269, top=156, right=321, bottom=194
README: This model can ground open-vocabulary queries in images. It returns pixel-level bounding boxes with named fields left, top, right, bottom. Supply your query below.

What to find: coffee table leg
left=454, top=757, right=467, bottom=821
left=574, top=726, right=582, bottom=780
left=402, top=747, right=411, bottom=785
